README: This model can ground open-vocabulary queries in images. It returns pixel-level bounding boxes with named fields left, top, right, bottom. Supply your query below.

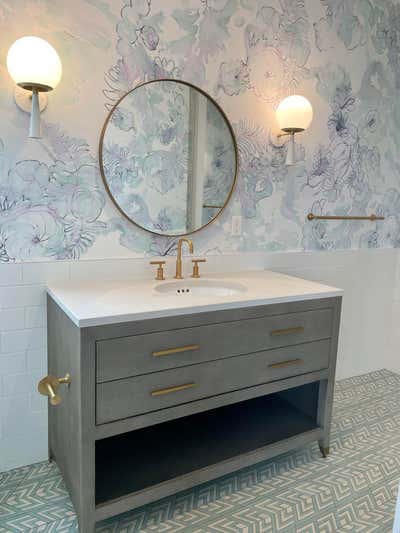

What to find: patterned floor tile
left=0, top=369, right=399, bottom=532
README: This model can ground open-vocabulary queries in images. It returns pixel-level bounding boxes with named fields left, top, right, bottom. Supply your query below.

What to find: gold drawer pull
left=151, top=382, right=196, bottom=397
left=152, top=344, right=200, bottom=357
left=270, top=326, right=304, bottom=337
left=268, top=358, right=303, bottom=369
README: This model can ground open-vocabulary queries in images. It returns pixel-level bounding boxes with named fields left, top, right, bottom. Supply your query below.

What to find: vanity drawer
left=96, top=339, right=330, bottom=424
left=96, top=308, right=333, bottom=382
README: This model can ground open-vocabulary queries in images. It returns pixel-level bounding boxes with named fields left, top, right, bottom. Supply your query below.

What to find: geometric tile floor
left=1, top=369, right=399, bottom=532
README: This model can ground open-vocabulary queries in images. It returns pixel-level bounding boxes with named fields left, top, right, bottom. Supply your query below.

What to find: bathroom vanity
left=42, top=270, right=342, bottom=532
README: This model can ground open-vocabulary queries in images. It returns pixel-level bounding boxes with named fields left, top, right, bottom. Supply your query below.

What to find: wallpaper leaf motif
left=0, top=128, right=105, bottom=262
left=303, top=55, right=400, bottom=250
left=240, top=0, right=311, bottom=103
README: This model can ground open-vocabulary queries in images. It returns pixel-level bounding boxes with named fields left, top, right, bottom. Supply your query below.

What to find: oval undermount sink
left=154, top=279, right=247, bottom=297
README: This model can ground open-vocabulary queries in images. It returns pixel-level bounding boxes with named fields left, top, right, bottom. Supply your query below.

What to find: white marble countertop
left=47, top=270, right=343, bottom=327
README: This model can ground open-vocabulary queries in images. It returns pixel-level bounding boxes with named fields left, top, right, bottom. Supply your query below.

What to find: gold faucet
left=175, top=238, right=194, bottom=279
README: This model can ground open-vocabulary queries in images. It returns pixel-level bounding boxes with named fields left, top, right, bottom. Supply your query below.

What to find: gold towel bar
left=271, top=326, right=304, bottom=336
left=152, top=344, right=200, bottom=357
left=268, top=358, right=303, bottom=369
left=307, top=213, right=385, bottom=221
left=151, top=382, right=196, bottom=397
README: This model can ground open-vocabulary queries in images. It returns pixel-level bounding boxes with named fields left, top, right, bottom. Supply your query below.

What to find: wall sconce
left=276, top=95, right=313, bottom=165
left=7, top=36, right=62, bottom=139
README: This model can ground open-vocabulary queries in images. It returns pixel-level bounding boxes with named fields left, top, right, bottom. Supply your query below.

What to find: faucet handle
left=150, top=261, right=166, bottom=281
left=191, top=259, right=206, bottom=279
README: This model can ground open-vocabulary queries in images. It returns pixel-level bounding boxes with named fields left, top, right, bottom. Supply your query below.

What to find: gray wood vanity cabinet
left=46, top=294, right=341, bottom=532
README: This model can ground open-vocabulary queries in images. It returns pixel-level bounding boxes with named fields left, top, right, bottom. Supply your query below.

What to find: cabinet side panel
left=47, top=296, right=84, bottom=515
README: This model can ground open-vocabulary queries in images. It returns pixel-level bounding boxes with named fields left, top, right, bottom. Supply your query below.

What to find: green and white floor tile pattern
left=1, top=369, right=400, bottom=532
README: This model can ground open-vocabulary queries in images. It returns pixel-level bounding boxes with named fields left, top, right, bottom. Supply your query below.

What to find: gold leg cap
left=319, top=445, right=330, bottom=458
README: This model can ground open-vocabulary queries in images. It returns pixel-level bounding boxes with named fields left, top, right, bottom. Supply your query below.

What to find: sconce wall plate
left=14, top=86, right=48, bottom=114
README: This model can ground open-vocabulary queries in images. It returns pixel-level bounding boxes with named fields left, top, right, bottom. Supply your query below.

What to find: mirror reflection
left=100, top=80, right=237, bottom=236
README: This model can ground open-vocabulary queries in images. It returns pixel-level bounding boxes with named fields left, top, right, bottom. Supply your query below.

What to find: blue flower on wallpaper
left=238, top=0, right=311, bottom=103
left=103, top=144, right=141, bottom=197
left=360, top=189, right=400, bottom=249
left=155, top=206, right=187, bottom=234
left=142, top=150, right=187, bottom=195
left=153, top=56, right=181, bottom=79
left=0, top=127, right=106, bottom=262
left=103, top=1, right=165, bottom=104
left=111, top=108, right=136, bottom=132
left=218, top=60, right=250, bottom=96
left=319, top=0, right=400, bottom=89
left=170, top=0, right=237, bottom=82
left=374, top=3, right=400, bottom=89
left=318, top=0, right=369, bottom=51
left=306, top=93, right=368, bottom=206
left=235, top=120, right=285, bottom=218
left=304, top=56, right=400, bottom=250
left=105, top=0, right=239, bottom=93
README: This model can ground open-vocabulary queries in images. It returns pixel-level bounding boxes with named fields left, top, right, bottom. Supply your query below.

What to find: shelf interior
left=95, top=382, right=319, bottom=504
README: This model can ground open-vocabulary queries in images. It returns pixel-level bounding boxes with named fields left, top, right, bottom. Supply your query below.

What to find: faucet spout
left=175, top=238, right=194, bottom=279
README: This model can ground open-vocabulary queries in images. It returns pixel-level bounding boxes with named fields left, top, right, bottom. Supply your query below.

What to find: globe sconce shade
left=276, top=95, right=313, bottom=165
left=276, top=95, right=313, bottom=132
left=7, top=36, right=62, bottom=91
left=7, top=36, right=62, bottom=138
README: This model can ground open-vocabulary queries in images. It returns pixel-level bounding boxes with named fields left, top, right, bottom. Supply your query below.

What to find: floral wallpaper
left=0, top=0, right=399, bottom=261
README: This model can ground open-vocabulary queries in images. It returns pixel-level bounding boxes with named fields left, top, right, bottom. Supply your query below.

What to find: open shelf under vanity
left=95, top=383, right=321, bottom=510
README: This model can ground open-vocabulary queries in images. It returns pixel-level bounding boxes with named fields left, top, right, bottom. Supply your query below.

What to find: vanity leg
left=316, top=299, right=341, bottom=460
left=48, top=446, right=54, bottom=462
left=77, top=511, right=96, bottom=533
left=318, top=442, right=330, bottom=458
left=317, top=380, right=332, bottom=458
left=317, top=378, right=332, bottom=459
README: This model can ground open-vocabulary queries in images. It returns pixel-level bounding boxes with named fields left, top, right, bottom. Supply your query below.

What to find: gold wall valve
left=38, top=374, right=71, bottom=406
left=191, top=259, right=206, bottom=278
left=150, top=260, right=166, bottom=281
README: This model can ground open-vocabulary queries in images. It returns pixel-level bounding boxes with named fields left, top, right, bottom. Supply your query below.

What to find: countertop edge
left=46, top=288, right=83, bottom=327
left=47, top=287, right=343, bottom=328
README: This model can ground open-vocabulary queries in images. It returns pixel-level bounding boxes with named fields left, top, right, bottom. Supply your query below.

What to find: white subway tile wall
left=0, top=250, right=398, bottom=472
left=389, top=252, right=400, bottom=377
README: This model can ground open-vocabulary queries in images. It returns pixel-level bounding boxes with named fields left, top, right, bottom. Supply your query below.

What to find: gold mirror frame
left=99, top=78, right=239, bottom=238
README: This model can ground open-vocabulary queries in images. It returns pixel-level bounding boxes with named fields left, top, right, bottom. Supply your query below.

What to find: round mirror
left=99, top=79, right=237, bottom=237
